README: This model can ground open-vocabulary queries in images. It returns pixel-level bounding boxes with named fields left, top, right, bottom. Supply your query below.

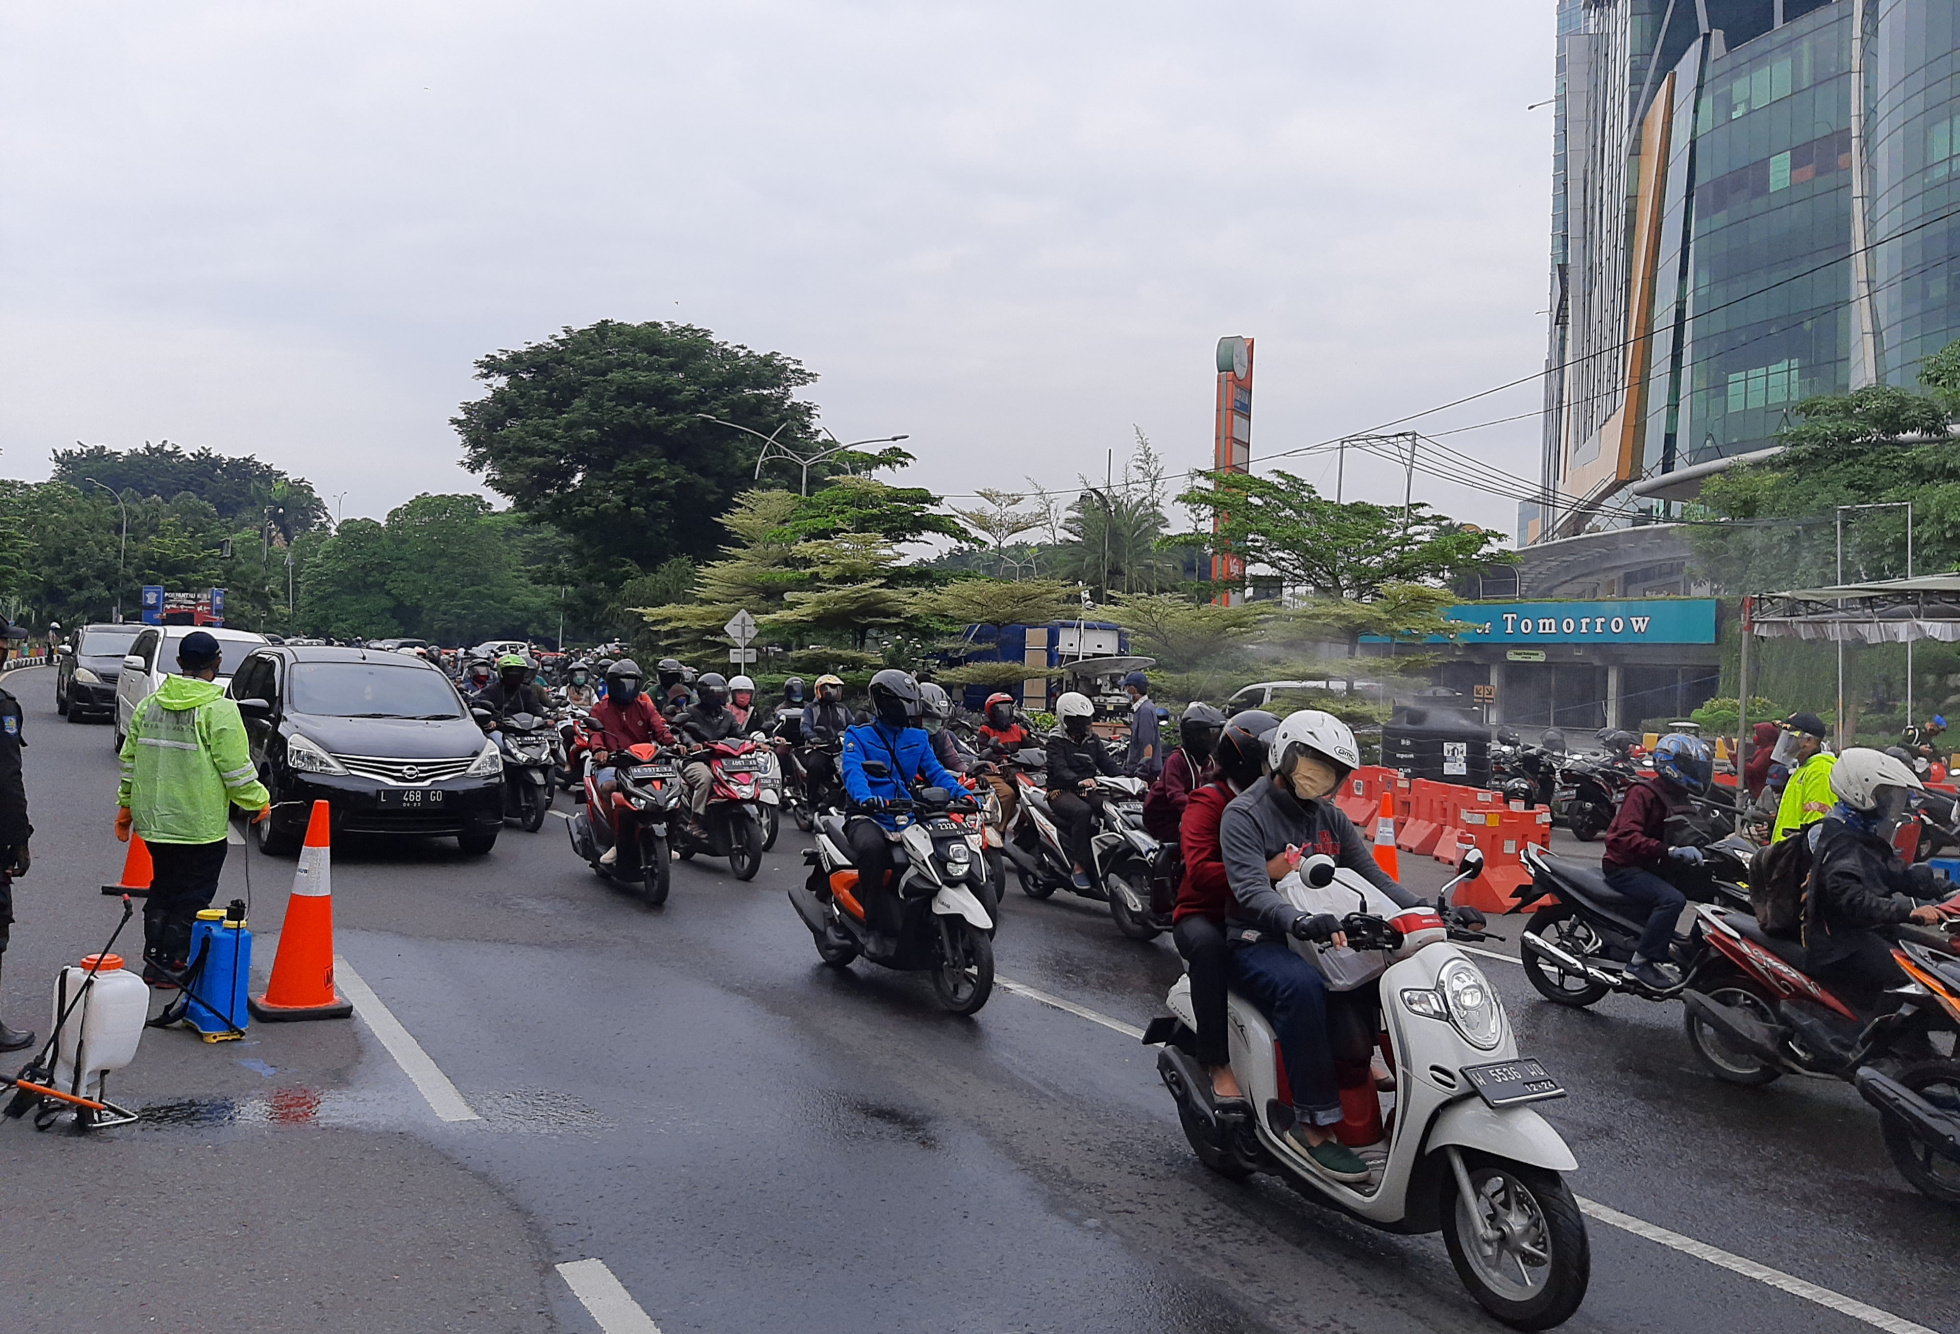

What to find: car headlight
left=72, top=667, right=101, bottom=685
left=286, top=733, right=348, bottom=775
left=465, top=741, right=504, bottom=777
left=1437, top=958, right=1502, bottom=1051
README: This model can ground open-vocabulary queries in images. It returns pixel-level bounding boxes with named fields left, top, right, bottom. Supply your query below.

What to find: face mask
left=924, top=717, right=942, bottom=734
left=1288, top=755, right=1340, bottom=802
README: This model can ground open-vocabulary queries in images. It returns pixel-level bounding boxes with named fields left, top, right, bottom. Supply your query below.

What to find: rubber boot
left=0, top=959, right=35, bottom=1052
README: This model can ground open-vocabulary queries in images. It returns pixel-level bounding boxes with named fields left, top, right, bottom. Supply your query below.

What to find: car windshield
left=287, top=662, right=465, bottom=719
left=80, top=629, right=142, bottom=657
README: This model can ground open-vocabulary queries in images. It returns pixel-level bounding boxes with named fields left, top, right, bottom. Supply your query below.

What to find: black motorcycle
left=479, top=707, right=554, bottom=833
left=1551, top=754, right=1634, bottom=842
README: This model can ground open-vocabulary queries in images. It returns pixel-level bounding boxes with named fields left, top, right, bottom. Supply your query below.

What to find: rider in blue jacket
left=842, top=669, right=966, bottom=958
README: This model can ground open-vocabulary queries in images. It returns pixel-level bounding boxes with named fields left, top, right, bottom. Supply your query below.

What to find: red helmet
left=984, top=692, right=1017, bottom=730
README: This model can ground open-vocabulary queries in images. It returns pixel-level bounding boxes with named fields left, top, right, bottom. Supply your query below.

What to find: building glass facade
left=1534, top=0, right=1960, bottom=543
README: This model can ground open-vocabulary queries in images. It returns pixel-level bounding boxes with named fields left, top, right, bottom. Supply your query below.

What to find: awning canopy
left=1749, top=573, right=1960, bottom=643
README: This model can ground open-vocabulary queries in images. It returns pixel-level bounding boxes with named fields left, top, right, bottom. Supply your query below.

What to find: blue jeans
left=1228, top=939, right=1339, bottom=1127
left=1603, top=865, right=1686, bottom=961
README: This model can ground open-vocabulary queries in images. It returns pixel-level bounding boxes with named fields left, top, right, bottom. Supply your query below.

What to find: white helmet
left=729, top=675, right=756, bottom=693
left=1269, top=709, right=1360, bottom=778
left=1055, top=692, right=1094, bottom=719
left=1828, top=746, right=1924, bottom=812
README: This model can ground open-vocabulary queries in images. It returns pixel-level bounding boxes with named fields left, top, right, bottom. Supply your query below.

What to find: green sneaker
left=1289, top=1128, right=1370, bottom=1183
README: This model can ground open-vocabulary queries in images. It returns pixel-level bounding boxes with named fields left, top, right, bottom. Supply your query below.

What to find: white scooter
left=1144, top=850, right=1590, bottom=1330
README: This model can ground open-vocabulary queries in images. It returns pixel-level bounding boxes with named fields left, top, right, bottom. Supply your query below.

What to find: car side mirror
left=471, top=705, right=493, bottom=723
left=123, top=654, right=146, bottom=671
left=236, top=698, right=272, bottom=721
left=860, top=759, right=891, bottom=779
left=1300, top=853, right=1337, bottom=888
left=55, top=644, right=72, bottom=657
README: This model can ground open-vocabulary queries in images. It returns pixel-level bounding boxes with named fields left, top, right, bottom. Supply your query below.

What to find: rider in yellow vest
left=1772, top=711, right=1837, bottom=844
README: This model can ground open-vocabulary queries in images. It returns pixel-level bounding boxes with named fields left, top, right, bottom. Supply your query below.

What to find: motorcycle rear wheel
left=1016, top=856, right=1056, bottom=900
left=1682, top=975, right=1783, bottom=1085
left=1106, top=866, right=1162, bottom=942
left=815, top=929, right=859, bottom=969
left=1569, top=803, right=1609, bottom=842
left=1878, top=1059, right=1960, bottom=1203
left=1176, top=1101, right=1252, bottom=1181
left=930, top=919, right=995, bottom=1015
left=641, top=835, right=670, bottom=906
left=1522, top=904, right=1612, bottom=1008
left=1441, top=1158, right=1590, bottom=1332
left=727, top=810, right=763, bottom=881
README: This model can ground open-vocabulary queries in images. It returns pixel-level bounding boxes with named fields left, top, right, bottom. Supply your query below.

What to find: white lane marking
left=1013, top=973, right=1937, bottom=1334
left=557, top=1258, right=663, bottom=1333
left=333, top=954, right=481, bottom=1123
left=550, top=808, right=573, bottom=821
left=1462, top=944, right=1521, bottom=967
left=1576, top=1197, right=1936, bottom=1334
left=995, top=976, right=1145, bottom=1039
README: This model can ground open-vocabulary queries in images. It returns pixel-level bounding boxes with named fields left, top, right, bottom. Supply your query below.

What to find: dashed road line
left=1007, top=970, right=1936, bottom=1334
left=1462, top=944, right=1521, bottom=967
left=550, top=808, right=573, bottom=821
left=557, top=1258, right=663, bottom=1333
left=333, top=954, right=481, bottom=1123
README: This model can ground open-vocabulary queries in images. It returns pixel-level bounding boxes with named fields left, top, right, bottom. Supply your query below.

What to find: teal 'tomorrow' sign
left=1444, top=600, right=1717, bottom=644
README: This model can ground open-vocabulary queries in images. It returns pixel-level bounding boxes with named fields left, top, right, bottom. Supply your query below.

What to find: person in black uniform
left=0, top=676, right=35, bottom=1051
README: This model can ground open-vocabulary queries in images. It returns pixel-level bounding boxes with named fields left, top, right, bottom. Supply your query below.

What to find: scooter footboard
left=1426, top=1098, right=1578, bottom=1173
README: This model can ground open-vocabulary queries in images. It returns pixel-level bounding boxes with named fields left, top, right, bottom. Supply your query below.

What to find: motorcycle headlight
left=1402, top=988, right=1450, bottom=1021
left=72, top=667, right=101, bottom=684
left=465, top=741, right=504, bottom=777
left=945, top=839, right=971, bottom=868
left=1437, top=958, right=1502, bottom=1051
left=286, top=733, right=348, bottom=775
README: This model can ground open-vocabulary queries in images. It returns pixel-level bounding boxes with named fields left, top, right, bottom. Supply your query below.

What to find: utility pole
left=1101, top=449, right=1112, bottom=601
left=1835, top=500, right=1916, bottom=747
left=82, top=478, right=129, bottom=622
left=1334, top=433, right=1420, bottom=513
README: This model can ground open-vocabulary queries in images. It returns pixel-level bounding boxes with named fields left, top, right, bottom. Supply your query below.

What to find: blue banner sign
left=1445, top=599, right=1716, bottom=644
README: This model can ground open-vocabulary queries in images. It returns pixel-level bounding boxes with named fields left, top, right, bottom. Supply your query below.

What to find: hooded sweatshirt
left=117, top=676, right=270, bottom=845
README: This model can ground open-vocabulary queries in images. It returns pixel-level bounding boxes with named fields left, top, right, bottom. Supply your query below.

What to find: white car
left=113, top=625, right=271, bottom=744
left=1224, top=678, right=1381, bottom=716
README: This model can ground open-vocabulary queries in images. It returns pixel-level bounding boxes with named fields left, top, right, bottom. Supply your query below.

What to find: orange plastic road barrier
left=249, top=801, right=352, bottom=1022
left=100, top=833, right=154, bottom=897
left=1370, top=790, right=1399, bottom=879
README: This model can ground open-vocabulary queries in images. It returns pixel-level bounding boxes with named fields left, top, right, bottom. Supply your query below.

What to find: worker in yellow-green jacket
left=1772, top=711, right=1837, bottom=844
left=116, top=631, right=269, bottom=987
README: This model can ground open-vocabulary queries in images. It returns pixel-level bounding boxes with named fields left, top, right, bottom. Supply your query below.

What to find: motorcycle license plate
left=1460, top=1058, right=1565, bottom=1108
left=377, top=788, right=448, bottom=808
left=928, top=818, right=962, bottom=833
left=722, top=761, right=757, bottom=773
left=629, top=765, right=676, bottom=780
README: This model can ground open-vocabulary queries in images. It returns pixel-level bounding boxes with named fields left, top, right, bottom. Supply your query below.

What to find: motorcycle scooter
left=1005, top=768, right=1159, bottom=937
left=566, top=744, right=683, bottom=905
left=477, top=707, right=555, bottom=833
left=671, top=739, right=769, bottom=881
left=789, top=760, right=998, bottom=1014
left=1146, top=849, right=1591, bottom=1329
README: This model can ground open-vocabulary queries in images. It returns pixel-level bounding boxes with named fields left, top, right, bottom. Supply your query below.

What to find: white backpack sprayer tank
left=51, top=952, right=147, bottom=1118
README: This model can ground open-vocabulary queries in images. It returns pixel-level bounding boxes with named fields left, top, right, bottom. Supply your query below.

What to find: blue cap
left=177, top=631, right=222, bottom=666
left=1936, top=715, right=1948, bottom=729
left=1123, top=670, right=1148, bottom=690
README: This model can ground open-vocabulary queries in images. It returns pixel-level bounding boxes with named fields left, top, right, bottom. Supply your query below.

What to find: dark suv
left=229, top=646, right=504, bottom=856
left=56, top=623, right=144, bottom=723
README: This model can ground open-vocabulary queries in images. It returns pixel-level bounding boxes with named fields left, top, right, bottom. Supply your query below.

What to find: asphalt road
left=1, top=663, right=1954, bottom=1334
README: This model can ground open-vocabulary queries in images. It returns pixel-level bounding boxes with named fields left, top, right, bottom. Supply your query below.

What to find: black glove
left=1289, top=912, right=1342, bottom=943
left=1449, top=904, right=1486, bottom=931
left=859, top=796, right=886, bottom=811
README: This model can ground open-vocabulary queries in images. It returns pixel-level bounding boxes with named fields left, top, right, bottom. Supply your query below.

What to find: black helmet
left=697, top=671, right=728, bottom=707
left=1179, top=702, right=1226, bottom=762
left=1501, top=777, right=1536, bottom=806
left=868, top=669, right=923, bottom=728
left=1214, top=709, right=1279, bottom=790
left=783, top=676, right=806, bottom=705
left=606, top=657, right=644, bottom=704
left=656, top=658, right=684, bottom=688
left=919, top=681, right=953, bottom=722
left=1541, top=728, right=1567, bottom=752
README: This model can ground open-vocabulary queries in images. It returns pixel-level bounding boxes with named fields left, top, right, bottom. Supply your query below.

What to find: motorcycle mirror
left=1300, top=853, right=1337, bottom=889
left=861, top=759, right=891, bottom=779
left=1459, top=847, right=1486, bottom=879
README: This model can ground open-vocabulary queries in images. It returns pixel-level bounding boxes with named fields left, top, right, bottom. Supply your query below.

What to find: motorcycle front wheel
left=1878, top=1059, right=1960, bottom=1203
left=760, top=802, right=781, bottom=852
left=1105, top=864, right=1162, bottom=942
left=930, top=918, right=995, bottom=1015
left=519, top=779, right=548, bottom=833
left=1522, top=904, right=1612, bottom=1008
left=727, top=809, right=763, bottom=881
left=1441, top=1158, right=1590, bottom=1331
left=641, top=834, right=670, bottom=906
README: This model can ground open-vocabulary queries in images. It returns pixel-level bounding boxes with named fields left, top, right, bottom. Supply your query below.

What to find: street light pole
left=695, top=415, right=910, bottom=497
left=82, top=478, right=129, bottom=622
left=1835, top=500, right=1916, bottom=747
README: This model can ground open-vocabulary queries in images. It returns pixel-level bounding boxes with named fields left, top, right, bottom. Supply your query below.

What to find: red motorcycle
left=567, top=742, right=685, bottom=905
left=672, top=738, right=768, bottom=881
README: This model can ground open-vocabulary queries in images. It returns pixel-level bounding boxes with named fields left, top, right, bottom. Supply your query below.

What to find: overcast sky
left=0, top=1, right=1553, bottom=540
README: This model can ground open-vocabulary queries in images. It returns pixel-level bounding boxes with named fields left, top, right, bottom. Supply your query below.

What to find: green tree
left=297, top=519, right=402, bottom=639
left=774, top=475, right=966, bottom=547
left=916, top=577, right=1077, bottom=690
left=453, top=320, right=820, bottom=582
left=51, top=440, right=325, bottom=534
left=1054, top=431, right=1181, bottom=599
left=381, top=494, right=549, bottom=644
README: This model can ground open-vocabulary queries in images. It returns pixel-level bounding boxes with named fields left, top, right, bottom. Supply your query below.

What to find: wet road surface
left=1, top=665, right=1953, bottom=1333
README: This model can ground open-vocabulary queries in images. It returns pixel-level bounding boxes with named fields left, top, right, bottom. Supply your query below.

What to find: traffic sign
left=724, top=609, right=757, bottom=646
left=1473, top=684, right=1497, bottom=701
left=728, top=647, right=758, bottom=664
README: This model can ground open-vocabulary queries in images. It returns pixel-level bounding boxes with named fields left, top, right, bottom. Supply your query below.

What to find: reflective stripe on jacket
left=117, top=675, right=271, bottom=845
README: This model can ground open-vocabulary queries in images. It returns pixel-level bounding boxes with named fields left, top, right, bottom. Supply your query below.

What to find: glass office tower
left=1533, top=0, right=1960, bottom=543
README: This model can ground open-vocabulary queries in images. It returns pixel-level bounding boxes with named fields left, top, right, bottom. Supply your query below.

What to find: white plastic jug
left=50, top=953, right=148, bottom=1102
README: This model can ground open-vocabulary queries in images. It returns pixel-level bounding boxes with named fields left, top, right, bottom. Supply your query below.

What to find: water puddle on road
left=805, top=1089, right=940, bottom=1149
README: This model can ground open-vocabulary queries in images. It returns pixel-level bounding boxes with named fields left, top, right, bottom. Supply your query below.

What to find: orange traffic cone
left=249, top=801, right=352, bottom=1022
left=1371, top=790, right=1399, bottom=880
left=101, top=832, right=154, bottom=897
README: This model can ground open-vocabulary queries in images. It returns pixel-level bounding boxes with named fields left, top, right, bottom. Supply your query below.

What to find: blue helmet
left=1935, top=715, right=1948, bottom=729
left=1652, top=733, right=1713, bottom=795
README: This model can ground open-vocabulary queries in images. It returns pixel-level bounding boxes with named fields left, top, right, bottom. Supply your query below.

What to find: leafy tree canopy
left=454, top=320, right=819, bottom=583
left=52, top=440, right=326, bottom=538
